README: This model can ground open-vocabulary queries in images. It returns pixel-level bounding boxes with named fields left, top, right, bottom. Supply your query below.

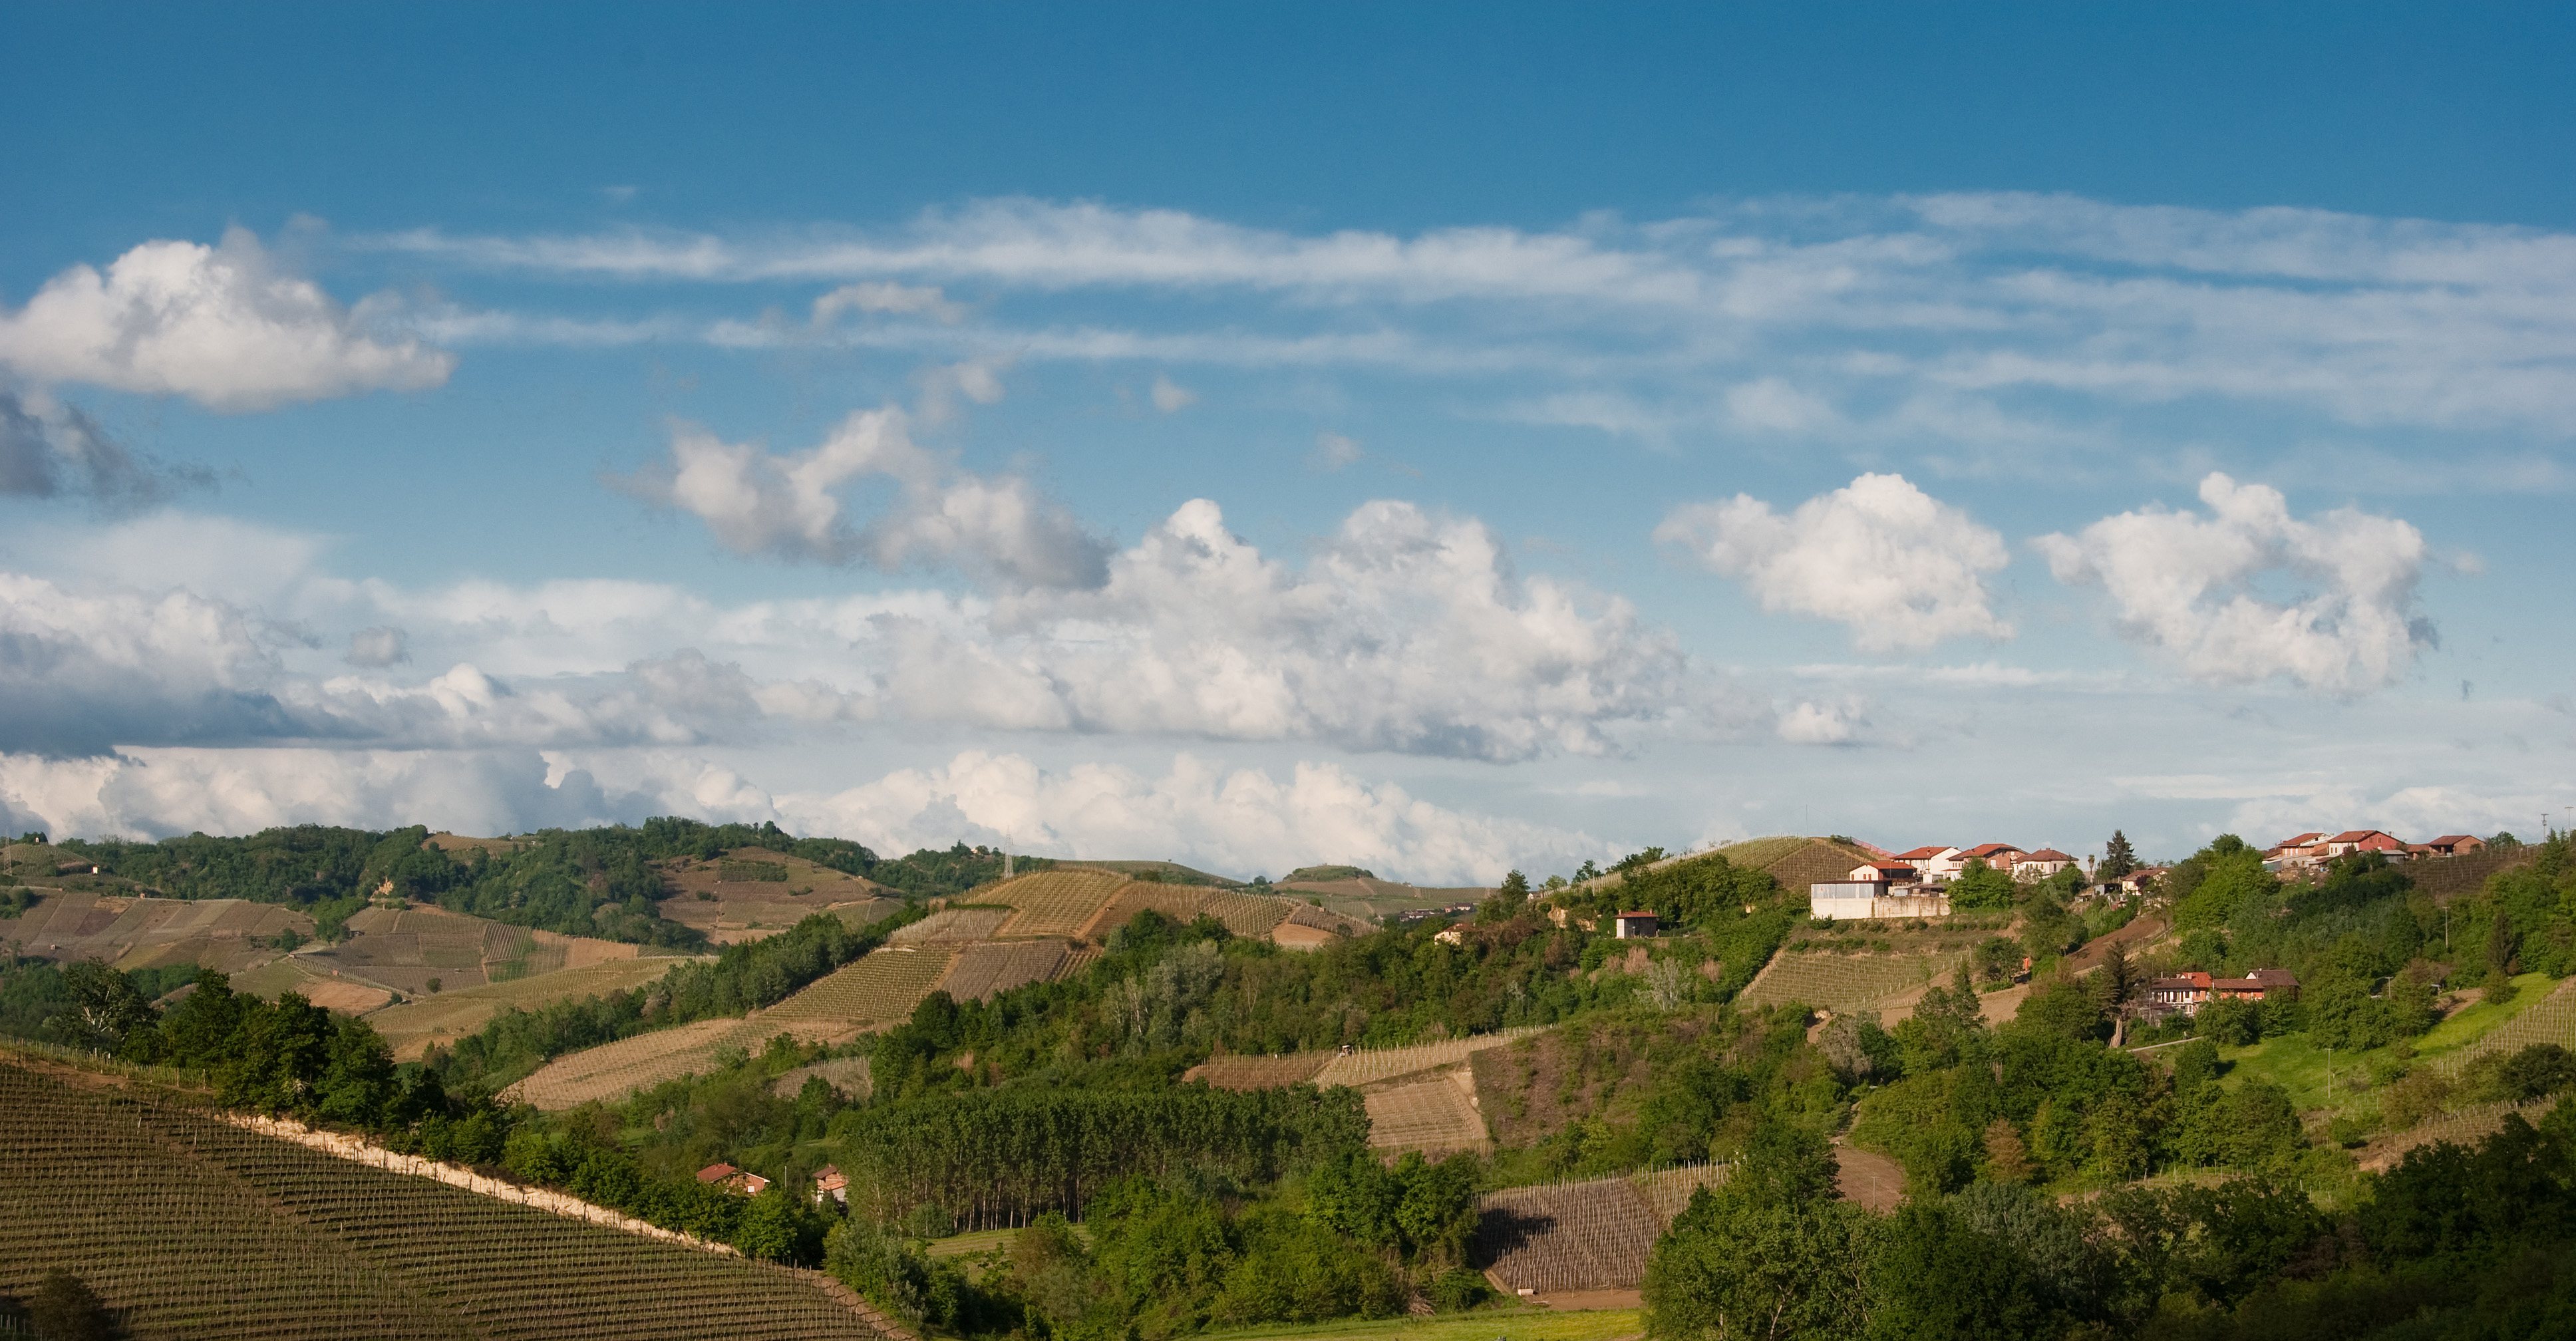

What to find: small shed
left=1612, top=911, right=1658, bottom=939
left=812, top=1165, right=848, bottom=1205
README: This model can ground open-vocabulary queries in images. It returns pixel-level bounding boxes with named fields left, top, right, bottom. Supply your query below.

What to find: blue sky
left=2, top=4, right=2571, bottom=880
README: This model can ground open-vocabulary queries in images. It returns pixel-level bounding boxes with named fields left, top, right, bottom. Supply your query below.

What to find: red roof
left=2274, top=831, right=2326, bottom=847
left=1959, top=842, right=2022, bottom=859
left=1616, top=910, right=1657, bottom=919
left=2429, top=834, right=2482, bottom=847
left=2018, top=849, right=2075, bottom=863
left=1891, top=845, right=1952, bottom=861
left=2328, top=829, right=2398, bottom=845
left=697, top=1163, right=740, bottom=1184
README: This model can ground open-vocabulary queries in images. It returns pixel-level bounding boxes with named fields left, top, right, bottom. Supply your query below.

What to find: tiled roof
left=2018, top=849, right=2076, bottom=863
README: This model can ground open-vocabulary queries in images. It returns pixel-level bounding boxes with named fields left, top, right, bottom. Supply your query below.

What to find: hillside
left=0, top=1056, right=897, bottom=1341
left=653, top=846, right=903, bottom=946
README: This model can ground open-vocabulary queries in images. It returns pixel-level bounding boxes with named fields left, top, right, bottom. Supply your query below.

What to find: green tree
left=1644, top=1122, right=1874, bottom=1341
left=45, top=960, right=153, bottom=1052
left=2100, top=830, right=2138, bottom=881
left=1949, top=860, right=2016, bottom=911
left=27, top=1268, right=114, bottom=1341
left=1866, top=1200, right=2054, bottom=1340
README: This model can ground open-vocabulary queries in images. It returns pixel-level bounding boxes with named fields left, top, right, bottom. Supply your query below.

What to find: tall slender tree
left=2100, top=831, right=2139, bottom=881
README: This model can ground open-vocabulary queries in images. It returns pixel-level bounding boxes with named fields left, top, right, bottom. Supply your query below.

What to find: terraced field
left=1311, top=1026, right=1545, bottom=1088
left=367, top=957, right=703, bottom=1060
left=1735, top=950, right=1965, bottom=1014
left=0, top=1059, right=895, bottom=1341
left=762, top=947, right=958, bottom=1035
left=938, top=940, right=1070, bottom=1002
left=1363, top=1072, right=1488, bottom=1155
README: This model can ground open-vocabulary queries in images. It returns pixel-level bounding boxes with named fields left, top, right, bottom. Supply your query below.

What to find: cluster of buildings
left=697, top=1161, right=852, bottom=1206
left=2132, top=968, right=2301, bottom=1025
left=2262, top=830, right=2486, bottom=871
left=1810, top=842, right=2094, bottom=920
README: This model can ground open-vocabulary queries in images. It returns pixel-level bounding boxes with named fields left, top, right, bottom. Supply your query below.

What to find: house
left=2209, top=968, right=2299, bottom=1002
left=2265, top=832, right=2327, bottom=860
left=697, top=1162, right=771, bottom=1196
left=2090, top=865, right=2166, bottom=900
left=1810, top=880, right=1952, bottom=921
left=2145, top=971, right=2214, bottom=1011
left=2323, top=830, right=2407, bottom=859
left=1612, top=911, right=1659, bottom=939
left=1849, top=861, right=1919, bottom=884
left=2012, top=849, right=2078, bottom=881
left=813, top=1165, right=848, bottom=1205
left=1892, top=846, right=1965, bottom=881
left=1433, top=925, right=1466, bottom=945
left=2424, top=834, right=2488, bottom=857
left=1957, top=842, right=2026, bottom=873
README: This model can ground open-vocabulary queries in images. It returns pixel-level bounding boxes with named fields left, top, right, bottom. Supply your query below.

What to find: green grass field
left=2211, top=972, right=2562, bottom=1118
left=1198, top=1308, right=1643, bottom=1341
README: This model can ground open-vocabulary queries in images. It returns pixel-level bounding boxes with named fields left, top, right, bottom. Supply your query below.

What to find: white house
left=2012, top=848, right=2077, bottom=880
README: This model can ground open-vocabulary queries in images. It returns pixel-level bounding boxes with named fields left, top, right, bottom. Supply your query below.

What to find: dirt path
left=1833, top=1142, right=1906, bottom=1211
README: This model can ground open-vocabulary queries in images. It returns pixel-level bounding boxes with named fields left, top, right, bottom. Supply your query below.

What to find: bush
left=1428, top=1267, right=1493, bottom=1312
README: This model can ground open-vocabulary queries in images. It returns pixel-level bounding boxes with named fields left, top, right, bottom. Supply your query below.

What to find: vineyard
left=1361, top=1072, right=1488, bottom=1155
left=1474, top=1173, right=1669, bottom=1292
left=0, top=1060, right=897, bottom=1341
left=653, top=848, right=897, bottom=946
left=1053, top=946, right=1101, bottom=980
left=9, top=891, right=307, bottom=975
left=938, top=940, right=1071, bottom=1002
left=762, top=947, right=958, bottom=1034
left=2438, top=975, right=2576, bottom=1066
left=1734, top=950, right=1965, bottom=1013
left=975, top=869, right=1128, bottom=938
left=1198, top=891, right=1295, bottom=937
left=1080, top=882, right=1219, bottom=937
left=1187, top=1054, right=1334, bottom=1090
left=888, top=907, right=1015, bottom=944
left=771, top=1057, right=873, bottom=1101
left=507, top=1017, right=771, bottom=1110
left=2366, top=1090, right=2572, bottom=1169
left=1310, top=1026, right=1545, bottom=1088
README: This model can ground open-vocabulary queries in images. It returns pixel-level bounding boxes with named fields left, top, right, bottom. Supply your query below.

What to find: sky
left=2, top=3, right=2572, bottom=882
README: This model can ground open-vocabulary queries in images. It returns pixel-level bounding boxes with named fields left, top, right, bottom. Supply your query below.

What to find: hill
left=653, top=846, right=904, bottom=946
left=0, top=1055, right=897, bottom=1341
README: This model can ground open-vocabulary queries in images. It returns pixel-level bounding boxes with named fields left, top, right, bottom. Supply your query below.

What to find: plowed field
left=1363, top=1071, right=1487, bottom=1155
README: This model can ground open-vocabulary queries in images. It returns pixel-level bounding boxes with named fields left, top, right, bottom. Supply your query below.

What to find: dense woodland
left=7, top=825, right=2576, bottom=1340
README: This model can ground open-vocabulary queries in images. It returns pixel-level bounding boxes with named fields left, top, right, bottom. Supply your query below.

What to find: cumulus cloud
left=1776, top=697, right=1869, bottom=745
left=1149, top=374, right=1197, bottom=412
left=0, top=390, right=210, bottom=507
left=610, top=405, right=1112, bottom=588
left=345, top=626, right=410, bottom=667
left=0, top=227, right=453, bottom=410
left=1657, top=473, right=2012, bottom=652
left=2034, top=473, right=2434, bottom=693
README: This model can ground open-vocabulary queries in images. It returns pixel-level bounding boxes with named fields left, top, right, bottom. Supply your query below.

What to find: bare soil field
left=1313, top=1027, right=1544, bottom=1089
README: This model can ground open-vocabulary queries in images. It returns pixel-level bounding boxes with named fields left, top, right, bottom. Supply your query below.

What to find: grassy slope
left=1198, top=1309, right=1643, bottom=1341
left=2210, top=971, right=2561, bottom=1118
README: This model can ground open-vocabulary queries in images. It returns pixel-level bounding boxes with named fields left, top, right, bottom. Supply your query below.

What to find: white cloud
left=0, top=228, right=453, bottom=410
left=1149, top=374, right=1198, bottom=412
left=1657, top=472, right=2012, bottom=652
left=362, top=193, right=2576, bottom=440
left=1310, top=431, right=1363, bottom=471
left=2034, top=472, right=2434, bottom=693
left=1776, top=698, right=1869, bottom=745
left=811, top=281, right=963, bottom=325
left=0, top=390, right=207, bottom=506
left=776, top=750, right=1595, bottom=885
left=609, top=405, right=1111, bottom=588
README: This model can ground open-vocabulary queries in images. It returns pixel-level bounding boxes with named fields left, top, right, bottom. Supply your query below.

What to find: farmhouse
left=1810, top=878, right=1952, bottom=921
left=1891, top=845, right=1965, bottom=880
left=2012, top=848, right=2078, bottom=879
left=696, top=1162, right=770, bottom=1195
left=1611, top=911, right=1659, bottom=939
left=1848, top=861, right=1918, bottom=883
left=2422, top=834, right=2488, bottom=857
left=812, top=1165, right=848, bottom=1205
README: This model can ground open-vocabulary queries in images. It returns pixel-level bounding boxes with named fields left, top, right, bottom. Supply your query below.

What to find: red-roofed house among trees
left=697, top=1163, right=770, bottom=1196
left=1959, top=843, right=2026, bottom=869
left=2013, top=849, right=2078, bottom=880
left=2423, top=835, right=2488, bottom=857
left=2323, top=830, right=2406, bottom=859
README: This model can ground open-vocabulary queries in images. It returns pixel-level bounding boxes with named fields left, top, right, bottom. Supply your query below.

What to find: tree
left=46, top=961, right=152, bottom=1052
left=1867, top=1200, right=2054, bottom=1340
left=1949, top=860, right=2016, bottom=911
left=1644, top=1121, right=1873, bottom=1341
left=27, top=1268, right=113, bottom=1341
left=2100, top=831, right=2138, bottom=881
